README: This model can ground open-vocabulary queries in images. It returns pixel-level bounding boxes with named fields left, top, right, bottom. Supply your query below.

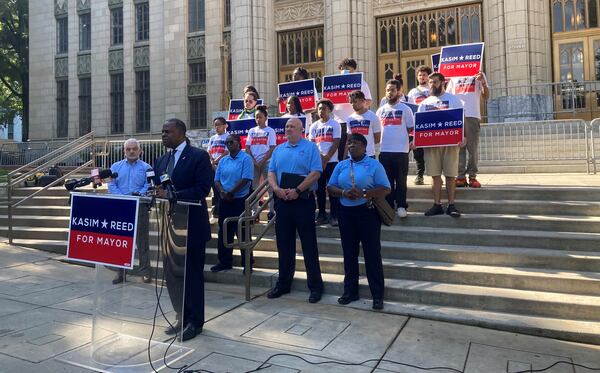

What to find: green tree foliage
left=0, top=0, right=28, bottom=140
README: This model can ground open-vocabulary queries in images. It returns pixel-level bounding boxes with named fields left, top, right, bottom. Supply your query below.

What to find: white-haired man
left=108, top=138, right=152, bottom=284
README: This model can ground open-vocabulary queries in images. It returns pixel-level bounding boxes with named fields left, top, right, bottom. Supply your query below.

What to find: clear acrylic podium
left=59, top=196, right=195, bottom=372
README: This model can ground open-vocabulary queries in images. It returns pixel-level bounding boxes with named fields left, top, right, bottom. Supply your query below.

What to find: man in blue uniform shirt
left=267, top=117, right=324, bottom=303
left=108, top=138, right=152, bottom=284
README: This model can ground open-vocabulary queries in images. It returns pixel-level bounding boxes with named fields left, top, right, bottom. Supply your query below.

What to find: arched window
left=553, top=1, right=564, bottom=32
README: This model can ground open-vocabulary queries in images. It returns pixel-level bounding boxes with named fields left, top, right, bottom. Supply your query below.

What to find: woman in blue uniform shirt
left=327, top=133, right=391, bottom=310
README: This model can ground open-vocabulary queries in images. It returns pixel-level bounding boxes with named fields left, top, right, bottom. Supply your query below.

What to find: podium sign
left=67, top=193, right=138, bottom=269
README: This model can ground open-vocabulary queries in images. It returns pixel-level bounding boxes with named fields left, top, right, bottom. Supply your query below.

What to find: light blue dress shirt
left=108, top=159, right=151, bottom=195
left=328, top=156, right=390, bottom=206
left=268, top=138, right=322, bottom=191
left=214, top=151, right=254, bottom=198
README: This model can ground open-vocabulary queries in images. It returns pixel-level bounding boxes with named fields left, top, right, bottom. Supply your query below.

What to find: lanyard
left=350, top=160, right=355, bottom=190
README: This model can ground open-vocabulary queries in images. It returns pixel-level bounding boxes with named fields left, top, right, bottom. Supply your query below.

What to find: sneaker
left=446, top=204, right=461, bottom=218
left=455, top=178, right=468, bottom=187
left=210, top=263, right=233, bottom=272
left=267, top=211, right=275, bottom=220
left=315, top=214, right=328, bottom=225
left=329, top=217, right=338, bottom=227
left=396, top=207, right=407, bottom=218
left=424, top=204, right=444, bottom=216
left=468, top=178, right=481, bottom=188
left=414, top=175, right=424, bottom=185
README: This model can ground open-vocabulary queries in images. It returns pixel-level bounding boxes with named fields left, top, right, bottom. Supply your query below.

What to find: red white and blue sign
left=414, top=108, right=464, bottom=148
left=277, top=79, right=317, bottom=114
left=67, top=193, right=138, bottom=269
left=432, top=53, right=441, bottom=72
left=268, top=117, right=306, bottom=144
left=322, top=73, right=363, bottom=104
left=227, top=117, right=306, bottom=147
left=439, top=43, right=484, bottom=78
left=228, top=99, right=264, bottom=120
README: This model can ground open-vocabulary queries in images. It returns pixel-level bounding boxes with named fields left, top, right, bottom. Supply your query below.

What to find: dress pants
left=217, top=196, right=251, bottom=267
left=378, top=152, right=409, bottom=209
left=316, top=162, right=339, bottom=218
left=274, top=195, right=324, bottom=292
left=338, top=203, right=384, bottom=300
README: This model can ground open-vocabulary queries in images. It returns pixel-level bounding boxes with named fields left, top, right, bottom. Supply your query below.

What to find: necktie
left=167, top=149, right=177, bottom=177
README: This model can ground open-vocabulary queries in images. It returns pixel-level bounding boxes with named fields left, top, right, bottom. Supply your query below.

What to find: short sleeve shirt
left=207, top=133, right=228, bottom=160
left=247, top=126, right=277, bottom=162
left=417, top=92, right=463, bottom=112
left=446, top=74, right=488, bottom=119
left=345, top=110, right=381, bottom=157
left=333, top=77, right=372, bottom=123
left=407, top=86, right=430, bottom=105
left=214, top=151, right=254, bottom=198
left=309, top=118, right=342, bottom=162
left=328, top=156, right=391, bottom=207
left=376, top=102, right=415, bottom=153
left=268, top=139, right=323, bottom=191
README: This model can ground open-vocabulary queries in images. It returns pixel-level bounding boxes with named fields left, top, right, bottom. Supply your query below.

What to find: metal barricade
left=589, top=118, right=600, bottom=174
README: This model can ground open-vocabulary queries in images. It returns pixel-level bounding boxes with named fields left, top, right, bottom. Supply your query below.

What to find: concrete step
left=0, top=205, right=71, bottom=216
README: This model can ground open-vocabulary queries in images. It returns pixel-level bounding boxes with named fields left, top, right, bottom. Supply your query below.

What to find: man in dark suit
left=154, top=118, right=212, bottom=342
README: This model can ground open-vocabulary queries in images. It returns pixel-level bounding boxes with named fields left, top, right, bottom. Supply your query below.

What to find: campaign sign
left=322, top=73, right=363, bottom=104
left=439, top=43, right=484, bottom=78
left=403, top=102, right=419, bottom=114
left=268, top=117, right=306, bottom=144
left=431, top=53, right=441, bottom=72
left=278, top=79, right=317, bottom=113
left=227, top=118, right=257, bottom=148
left=67, top=193, right=138, bottom=269
left=414, top=108, right=464, bottom=148
left=228, top=99, right=264, bottom=120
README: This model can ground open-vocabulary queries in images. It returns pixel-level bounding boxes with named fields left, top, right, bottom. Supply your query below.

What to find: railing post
left=7, top=173, right=13, bottom=245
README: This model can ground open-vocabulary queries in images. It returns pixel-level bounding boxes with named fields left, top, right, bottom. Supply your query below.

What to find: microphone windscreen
left=99, top=169, right=113, bottom=179
left=146, top=168, right=155, bottom=178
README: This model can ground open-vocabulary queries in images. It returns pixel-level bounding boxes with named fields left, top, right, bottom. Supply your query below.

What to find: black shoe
left=315, top=214, right=328, bottom=225
left=179, top=322, right=201, bottom=342
left=142, top=275, right=152, bottom=283
left=446, top=204, right=461, bottom=218
left=112, top=274, right=125, bottom=284
left=267, top=211, right=275, bottom=220
left=414, top=175, right=424, bottom=185
left=267, top=286, right=290, bottom=299
left=210, top=263, right=233, bottom=272
left=337, top=294, right=359, bottom=305
left=164, top=320, right=182, bottom=335
left=372, top=299, right=384, bottom=310
left=242, top=267, right=253, bottom=275
left=308, top=290, right=322, bottom=303
left=424, top=203, right=444, bottom=216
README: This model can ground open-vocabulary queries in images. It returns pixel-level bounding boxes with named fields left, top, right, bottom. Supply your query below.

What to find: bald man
left=267, top=118, right=324, bottom=303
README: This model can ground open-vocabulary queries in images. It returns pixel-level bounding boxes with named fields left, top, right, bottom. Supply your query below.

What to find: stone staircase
left=1, top=182, right=599, bottom=344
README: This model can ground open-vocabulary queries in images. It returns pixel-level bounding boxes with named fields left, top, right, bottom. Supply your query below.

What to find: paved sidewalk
left=0, top=243, right=598, bottom=372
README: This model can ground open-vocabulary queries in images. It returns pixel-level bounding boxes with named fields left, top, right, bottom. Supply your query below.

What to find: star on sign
left=459, top=56, right=464, bottom=60
left=437, top=122, right=443, bottom=128
left=101, top=219, right=108, bottom=229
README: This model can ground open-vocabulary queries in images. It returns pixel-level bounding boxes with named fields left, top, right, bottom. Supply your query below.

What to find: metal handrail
left=223, top=179, right=275, bottom=301
left=8, top=132, right=94, bottom=176
left=589, top=118, right=600, bottom=174
left=6, top=132, right=97, bottom=244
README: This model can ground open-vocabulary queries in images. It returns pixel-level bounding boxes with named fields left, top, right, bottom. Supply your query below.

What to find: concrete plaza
left=0, top=243, right=598, bottom=373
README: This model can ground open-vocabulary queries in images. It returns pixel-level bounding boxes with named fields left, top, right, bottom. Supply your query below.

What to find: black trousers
left=413, top=147, right=425, bottom=177
left=338, top=203, right=384, bottom=300
left=379, top=152, right=409, bottom=209
left=217, top=196, right=251, bottom=267
left=316, top=162, right=339, bottom=218
left=211, top=182, right=221, bottom=217
left=338, top=123, right=347, bottom=162
left=274, top=196, right=324, bottom=292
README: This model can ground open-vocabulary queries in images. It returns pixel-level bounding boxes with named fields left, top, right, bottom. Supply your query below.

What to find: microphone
left=159, top=173, right=177, bottom=204
left=146, top=168, right=156, bottom=189
left=64, top=169, right=116, bottom=191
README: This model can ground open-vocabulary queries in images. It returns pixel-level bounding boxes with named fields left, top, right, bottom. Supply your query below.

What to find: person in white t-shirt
left=446, top=71, right=489, bottom=188
left=292, top=67, right=318, bottom=135
left=416, top=72, right=466, bottom=218
left=309, top=98, right=341, bottom=226
left=246, top=105, right=276, bottom=217
left=344, top=90, right=381, bottom=159
left=376, top=79, right=415, bottom=219
left=333, top=58, right=373, bottom=162
left=207, top=117, right=229, bottom=219
left=238, top=91, right=259, bottom=120
left=407, top=65, right=433, bottom=185
left=379, top=74, right=408, bottom=107
left=282, top=95, right=312, bottom=136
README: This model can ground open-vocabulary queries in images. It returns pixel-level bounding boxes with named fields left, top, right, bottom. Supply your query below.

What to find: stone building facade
left=28, top=0, right=600, bottom=140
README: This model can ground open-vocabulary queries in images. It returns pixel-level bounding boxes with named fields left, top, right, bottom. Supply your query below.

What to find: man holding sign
left=416, top=72, right=465, bottom=218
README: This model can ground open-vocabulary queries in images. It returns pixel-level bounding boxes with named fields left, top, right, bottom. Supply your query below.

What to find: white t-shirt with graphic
left=417, top=92, right=463, bottom=112
left=376, top=102, right=415, bottom=153
left=309, top=117, right=342, bottom=162
left=446, top=74, right=488, bottom=119
left=333, top=78, right=372, bottom=123
left=345, top=110, right=381, bottom=157
left=247, top=126, right=276, bottom=162
left=407, top=85, right=430, bottom=105
left=207, top=133, right=228, bottom=160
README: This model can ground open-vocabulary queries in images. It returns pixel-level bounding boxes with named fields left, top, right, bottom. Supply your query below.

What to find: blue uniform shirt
left=268, top=138, right=322, bottom=191
left=108, top=159, right=151, bottom=195
left=214, top=151, right=254, bottom=198
left=328, top=156, right=391, bottom=206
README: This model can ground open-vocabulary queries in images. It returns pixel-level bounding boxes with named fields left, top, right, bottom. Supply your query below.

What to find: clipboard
left=280, top=172, right=310, bottom=199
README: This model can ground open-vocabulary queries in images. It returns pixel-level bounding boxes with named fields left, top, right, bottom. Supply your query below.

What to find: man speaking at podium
left=154, top=118, right=212, bottom=342
left=108, top=138, right=152, bottom=285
